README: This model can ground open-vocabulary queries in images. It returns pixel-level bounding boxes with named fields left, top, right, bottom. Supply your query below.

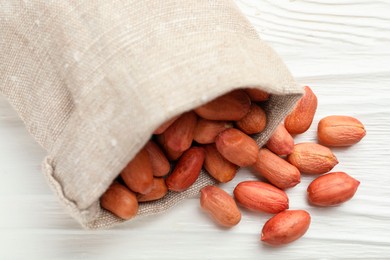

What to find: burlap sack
left=0, top=0, right=303, bottom=229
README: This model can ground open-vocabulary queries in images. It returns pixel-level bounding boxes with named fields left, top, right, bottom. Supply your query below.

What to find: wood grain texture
left=1, top=0, right=390, bottom=258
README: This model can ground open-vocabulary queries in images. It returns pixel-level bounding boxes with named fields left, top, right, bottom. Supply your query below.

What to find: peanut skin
left=155, top=133, right=184, bottom=161
left=121, top=147, right=154, bottom=194
left=194, top=90, right=251, bottom=121
left=153, top=115, right=180, bottom=135
left=137, top=178, right=168, bottom=202
left=287, top=142, right=338, bottom=174
left=235, top=104, right=267, bottom=135
left=244, top=88, right=270, bottom=102
left=261, top=210, right=311, bottom=245
left=200, top=185, right=241, bottom=227
left=307, top=172, right=360, bottom=206
left=166, top=147, right=205, bottom=192
left=203, top=144, right=238, bottom=183
left=145, top=140, right=171, bottom=177
left=194, top=118, right=233, bottom=144
left=266, top=124, right=294, bottom=156
left=215, top=128, right=259, bottom=167
left=233, top=181, right=289, bottom=214
left=252, top=148, right=300, bottom=190
left=317, top=115, right=366, bottom=147
left=284, top=86, right=318, bottom=135
left=100, top=182, right=139, bottom=220
left=161, top=111, right=197, bottom=153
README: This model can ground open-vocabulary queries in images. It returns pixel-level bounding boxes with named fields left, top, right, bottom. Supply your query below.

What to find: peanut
left=266, top=124, right=294, bottom=156
left=100, top=182, right=138, bottom=220
left=307, top=171, right=360, bottom=206
left=145, top=140, right=171, bottom=177
left=318, top=115, right=366, bottom=147
left=235, top=104, right=267, bottom=135
left=287, top=142, right=338, bottom=174
left=284, top=86, right=318, bottom=135
left=156, top=133, right=183, bottom=161
left=194, top=118, right=233, bottom=144
left=215, top=128, right=259, bottom=167
left=252, top=148, right=300, bottom=189
left=233, top=181, right=289, bottom=214
left=194, top=89, right=251, bottom=121
left=166, top=147, right=205, bottom=192
left=261, top=210, right=311, bottom=245
left=153, top=115, right=180, bottom=135
left=137, top=178, right=168, bottom=202
left=200, top=185, right=241, bottom=227
left=203, top=144, right=238, bottom=183
left=121, top=147, right=154, bottom=194
left=159, top=111, right=197, bottom=153
left=244, top=88, right=270, bottom=102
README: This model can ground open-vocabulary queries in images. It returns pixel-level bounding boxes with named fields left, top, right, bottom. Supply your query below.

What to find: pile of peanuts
left=100, top=86, right=365, bottom=245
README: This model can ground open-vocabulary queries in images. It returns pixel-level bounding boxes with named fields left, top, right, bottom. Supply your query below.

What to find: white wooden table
left=1, top=1, right=390, bottom=259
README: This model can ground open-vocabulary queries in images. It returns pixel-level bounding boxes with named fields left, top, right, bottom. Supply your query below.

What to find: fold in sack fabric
left=0, top=0, right=303, bottom=228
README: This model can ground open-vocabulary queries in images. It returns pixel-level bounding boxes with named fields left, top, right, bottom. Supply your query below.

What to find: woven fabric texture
left=0, top=0, right=303, bottom=228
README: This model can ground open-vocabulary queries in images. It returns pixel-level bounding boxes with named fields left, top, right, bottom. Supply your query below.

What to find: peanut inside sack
left=99, top=88, right=303, bottom=226
left=101, top=89, right=270, bottom=219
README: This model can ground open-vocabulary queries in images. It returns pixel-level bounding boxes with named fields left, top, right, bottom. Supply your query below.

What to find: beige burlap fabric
left=0, top=0, right=303, bottom=229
